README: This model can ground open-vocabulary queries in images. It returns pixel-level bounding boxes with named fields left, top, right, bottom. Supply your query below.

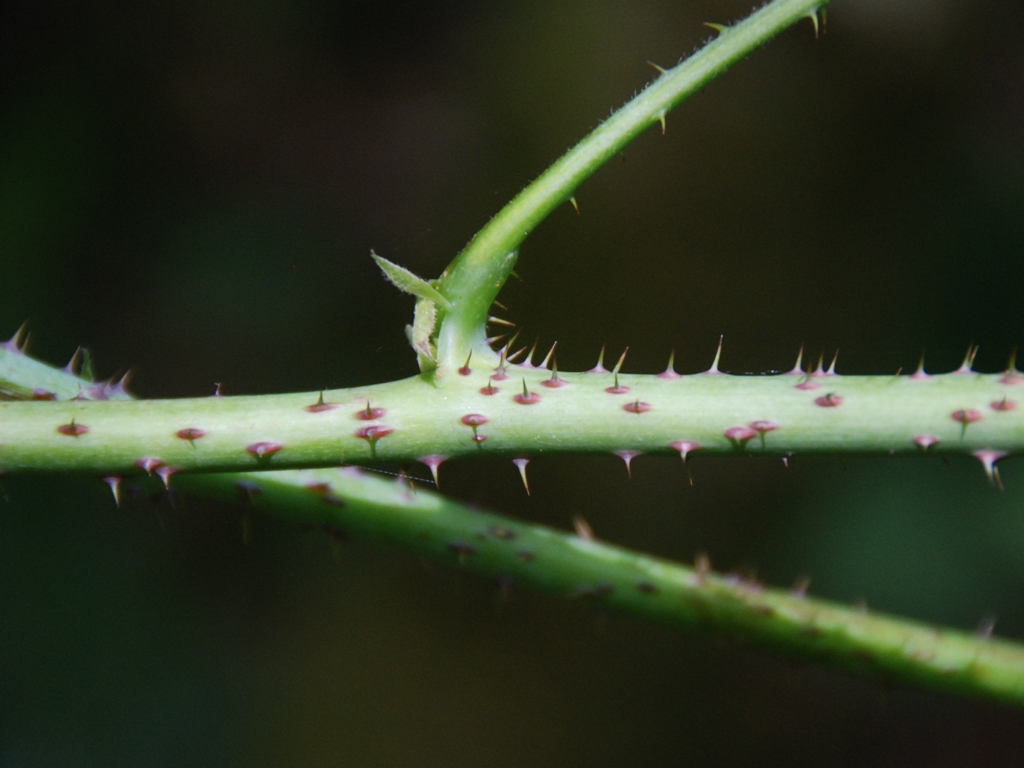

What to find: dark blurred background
left=3, top=0, right=1024, bottom=764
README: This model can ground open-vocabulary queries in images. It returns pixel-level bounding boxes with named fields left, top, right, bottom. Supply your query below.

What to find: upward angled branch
left=433, top=0, right=829, bottom=371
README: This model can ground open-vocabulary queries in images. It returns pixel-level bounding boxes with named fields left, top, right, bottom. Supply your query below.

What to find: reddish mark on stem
left=32, top=389, right=57, bottom=401
left=587, top=344, right=609, bottom=374
left=480, top=379, right=500, bottom=396
left=605, top=373, right=630, bottom=394
left=176, top=428, right=206, bottom=442
left=353, top=426, right=393, bottom=442
left=492, top=341, right=514, bottom=381
left=247, top=441, right=283, bottom=459
left=458, top=351, right=473, bottom=376
left=814, top=393, right=843, bottom=407
left=513, top=379, right=541, bottom=405
left=909, top=357, right=930, bottom=380
left=304, top=482, right=332, bottom=494
left=489, top=524, right=516, bottom=541
left=749, top=420, right=779, bottom=449
left=914, top=435, right=940, bottom=451
left=355, top=402, right=386, bottom=420
left=306, top=392, right=337, bottom=413
left=57, top=420, right=88, bottom=437
left=951, top=409, right=982, bottom=425
left=670, top=440, right=702, bottom=461
left=623, top=400, right=651, bottom=414
left=135, top=457, right=165, bottom=475
left=724, top=426, right=758, bottom=449
left=794, top=378, right=821, bottom=390
left=991, top=397, right=1017, bottom=412
left=657, top=349, right=682, bottom=380
left=448, top=541, right=477, bottom=559
left=461, top=414, right=489, bottom=444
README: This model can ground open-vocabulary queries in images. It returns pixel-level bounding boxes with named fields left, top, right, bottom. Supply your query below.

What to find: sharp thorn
left=540, top=341, right=558, bottom=370
left=805, top=9, right=819, bottom=38
left=588, top=344, right=609, bottom=374
left=789, top=344, right=805, bottom=375
left=827, top=350, right=838, bottom=375
left=506, top=345, right=527, bottom=364
left=1002, top=348, right=1023, bottom=385
left=520, top=338, right=539, bottom=368
left=646, top=60, right=667, bottom=74
left=705, top=335, right=724, bottom=374
left=615, top=450, right=639, bottom=478
left=956, top=343, right=979, bottom=374
left=572, top=515, right=594, bottom=541
left=502, top=329, right=521, bottom=356
left=911, top=352, right=929, bottom=380
left=973, top=450, right=1007, bottom=490
left=611, top=346, right=629, bottom=375
left=656, top=110, right=666, bottom=135
left=155, top=465, right=179, bottom=490
left=512, top=458, right=531, bottom=495
left=487, top=316, right=516, bottom=327
left=3, top=321, right=28, bottom=354
left=419, top=455, right=446, bottom=487
left=109, top=370, right=133, bottom=398
left=63, top=347, right=84, bottom=376
left=658, top=348, right=682, bottom=379
left=542, top=357, right=568, bottom=388
left=569, top=196, right=580, bottom=214
left=103, top=476, right=123, bottom=507
left=703, top=22, right=728, bottom=35
left=812, top=352, right=825, bottom=377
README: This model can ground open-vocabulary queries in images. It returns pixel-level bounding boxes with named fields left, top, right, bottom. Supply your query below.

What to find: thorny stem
left=5, top=0, right=1024, bottom=707
left=434, top=0, right=829, bottom=371
left=0, top=350, right=1020, bottom=480
left=3, top=347, right=1024, bottom=707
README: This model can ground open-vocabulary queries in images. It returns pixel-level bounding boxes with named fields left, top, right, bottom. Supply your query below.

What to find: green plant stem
left=7, top=0, right=1024, bottom=707
left=182, top=467, right=1024, bottom=708
left=434, top=0, right=828, bottom=371
left=1, top=347, right=1020, bottom=478
left=4, top=318, right=1024, bottom=708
